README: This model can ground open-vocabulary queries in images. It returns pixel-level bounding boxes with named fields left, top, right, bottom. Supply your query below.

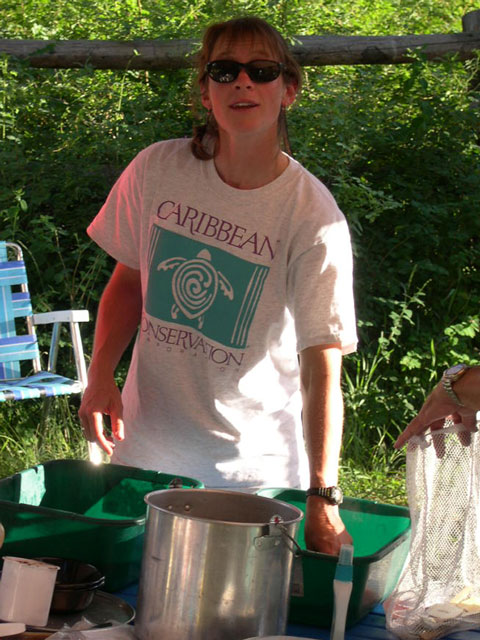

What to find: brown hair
left=191, top=16, right=302, bottom=160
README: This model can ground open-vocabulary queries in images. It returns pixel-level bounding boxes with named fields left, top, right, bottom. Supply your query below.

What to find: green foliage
left=0, top=399, right=87, bottom=478
left=340, top=459, right=407, bottom=505
left=0, top=0, right=479, bottom=499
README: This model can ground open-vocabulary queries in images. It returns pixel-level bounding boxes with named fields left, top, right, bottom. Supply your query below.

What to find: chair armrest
left=32, top=309, right=90, bottom=389
left=32, top=310, right=89, bottom=325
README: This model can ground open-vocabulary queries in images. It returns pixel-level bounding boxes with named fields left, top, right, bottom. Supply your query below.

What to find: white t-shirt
left=87, top=138, right=357, bottom=489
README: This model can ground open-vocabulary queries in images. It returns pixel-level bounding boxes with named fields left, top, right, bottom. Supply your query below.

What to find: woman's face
left=201, top=36, right=297, bottom=144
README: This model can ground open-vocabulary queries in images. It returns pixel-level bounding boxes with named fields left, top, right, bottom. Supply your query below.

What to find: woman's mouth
left=230, top=102, right=258, bottom=109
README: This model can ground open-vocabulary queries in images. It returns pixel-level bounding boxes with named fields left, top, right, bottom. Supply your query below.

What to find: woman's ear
left=201, top=83, right=211, bottom=111
left=282, top=81, right=298, bottom=108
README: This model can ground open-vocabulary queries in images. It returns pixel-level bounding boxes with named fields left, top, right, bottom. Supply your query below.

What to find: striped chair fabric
left=0, top=241, right=84, bottom=402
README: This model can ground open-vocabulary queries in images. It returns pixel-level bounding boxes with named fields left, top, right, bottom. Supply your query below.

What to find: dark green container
left=257, top=488, right=411, bottom=628
left=0, top=459, right=203, bottom=592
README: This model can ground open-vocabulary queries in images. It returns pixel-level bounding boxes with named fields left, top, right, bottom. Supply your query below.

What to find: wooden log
left=0, top=39, right=197, bottom=70
left=462, top=9, right=480, bottom=32
left=0, top=29, right=479, bottom=70
left=291, top=32, right=480, bottom=66
left=462, top=9, right=480, bottom=114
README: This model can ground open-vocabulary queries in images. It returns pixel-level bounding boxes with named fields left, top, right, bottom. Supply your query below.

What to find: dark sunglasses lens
left=247, top=61, right=282, bottom=82
left=207, top=61, right=241, bottom=83
left=207, top=60, right=283, bottom=83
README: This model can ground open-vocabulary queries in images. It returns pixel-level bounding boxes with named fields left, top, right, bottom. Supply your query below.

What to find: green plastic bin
left=0, top=459, right=203, bottom=591
left=257, top=488, right=411, bottom=628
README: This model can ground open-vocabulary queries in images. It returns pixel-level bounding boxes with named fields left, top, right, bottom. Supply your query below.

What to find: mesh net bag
left=385, top=421, right=480, bottom=640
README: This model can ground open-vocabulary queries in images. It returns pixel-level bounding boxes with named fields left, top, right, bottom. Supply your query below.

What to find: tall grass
left=0, top=400, right=87, bottom=477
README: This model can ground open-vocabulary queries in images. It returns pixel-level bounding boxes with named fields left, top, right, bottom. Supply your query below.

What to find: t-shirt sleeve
left=287, top=217, right=357, bottom=355
left=87, top=150, right=147, bottom=270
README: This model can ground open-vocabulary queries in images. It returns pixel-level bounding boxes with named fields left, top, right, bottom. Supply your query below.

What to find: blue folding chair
left=0, top=241, right=98, bottom=461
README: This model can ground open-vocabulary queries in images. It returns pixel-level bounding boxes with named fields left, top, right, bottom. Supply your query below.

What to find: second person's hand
left=394, top=380, right=478, bottom=455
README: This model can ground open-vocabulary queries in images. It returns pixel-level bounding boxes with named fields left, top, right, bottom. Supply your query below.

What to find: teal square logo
left=145, top=226, right=269, bottom=349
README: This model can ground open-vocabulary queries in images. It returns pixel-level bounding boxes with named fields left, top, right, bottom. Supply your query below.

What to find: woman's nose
left=234, top=68, right=252, bottom=88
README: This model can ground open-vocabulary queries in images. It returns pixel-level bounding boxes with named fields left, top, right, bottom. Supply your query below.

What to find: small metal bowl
left=34, top=557, right=105, bottom=613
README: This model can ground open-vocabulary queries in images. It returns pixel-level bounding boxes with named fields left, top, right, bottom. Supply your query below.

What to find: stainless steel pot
left=135, top=489, right=304, bottom=640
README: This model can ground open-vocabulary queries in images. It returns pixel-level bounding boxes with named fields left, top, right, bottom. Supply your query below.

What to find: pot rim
left=143, top=488, right=304, bottom=527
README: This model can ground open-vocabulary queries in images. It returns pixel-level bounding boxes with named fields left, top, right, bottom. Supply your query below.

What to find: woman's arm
left=299, top=343, right=352, bottom=554
left=78, top=262, right=142, bottom=455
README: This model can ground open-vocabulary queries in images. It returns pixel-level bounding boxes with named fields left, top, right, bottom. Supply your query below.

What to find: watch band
left=306, top=486, right=343, bottom=505
left=443, top=382, right=463, bottom=406
left=442, top=364, right=470, bottom=406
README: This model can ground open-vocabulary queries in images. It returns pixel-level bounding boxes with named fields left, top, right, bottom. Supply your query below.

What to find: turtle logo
left=157, top=248, right=234, bottom=329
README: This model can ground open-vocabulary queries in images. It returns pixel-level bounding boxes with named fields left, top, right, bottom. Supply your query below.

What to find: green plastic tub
left=257, top=488, right=411, bottom=628
left=0, top=459, right=203, bottom=591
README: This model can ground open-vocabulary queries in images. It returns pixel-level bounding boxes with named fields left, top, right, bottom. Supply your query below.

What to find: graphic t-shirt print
left=145, top=224, right=269, bottom=350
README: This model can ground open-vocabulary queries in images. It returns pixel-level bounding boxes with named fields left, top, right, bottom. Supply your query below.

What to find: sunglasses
left=205, top=59, right=284, bottom=84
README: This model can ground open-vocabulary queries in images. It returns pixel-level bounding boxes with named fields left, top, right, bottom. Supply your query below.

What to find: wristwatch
left=306, top=486, right=343, bottom=505
left=442, top=364, right=470, bottom=406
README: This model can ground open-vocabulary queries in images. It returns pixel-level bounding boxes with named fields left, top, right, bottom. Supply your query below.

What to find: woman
left=79, top=16, right=357, bottom=554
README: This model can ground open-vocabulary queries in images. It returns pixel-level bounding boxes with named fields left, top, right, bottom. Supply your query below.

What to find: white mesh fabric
left=385, top=422, right=480, bottom=640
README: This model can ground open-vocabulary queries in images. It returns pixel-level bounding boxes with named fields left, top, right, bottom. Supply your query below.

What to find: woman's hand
left=304, top=498, right=352, bottom=555
left=78, top=368, right=125, bottom=456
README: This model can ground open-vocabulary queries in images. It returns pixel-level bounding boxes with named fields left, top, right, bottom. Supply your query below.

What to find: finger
left=393, top=423, right=413, bottom=449
left=305, top=534, right=338, bottom=555
left=110, top=403, right=125, bottom=442
left=458, top=430, right=472, bottom=447
left=430, top=419, right=448, bottom=457
left=395, top=415, right=424, bottom=449
left=321, top=540, right=340, bottom=556
left=394, top=433, right=407, bottom=449
left=112, top=417, right=125, bottom=442
left=92, top=412, right=115, bottom=456
left=460, top=414, right=478, bottom=432
left=79, top=409, right=96, bottom=442
left=432, top=430, right=445, bottom=458
left=457, top=415, right=478, bottom=446
left=313, top=529, right=352, bottom=555
left=339, top=528, right=353, bottom=546
left=429, top=418, right=446, bottom=431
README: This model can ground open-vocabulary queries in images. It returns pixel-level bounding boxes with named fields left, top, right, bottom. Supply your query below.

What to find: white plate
left=27, top=591, right=135, bottom=633
left=0, top=622, right=26, bottom=637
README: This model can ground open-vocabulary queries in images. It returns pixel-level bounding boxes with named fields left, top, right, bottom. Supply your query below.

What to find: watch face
left=331, top=487, right=343, bottom=504
left=446, top=364, right=466, bottom=376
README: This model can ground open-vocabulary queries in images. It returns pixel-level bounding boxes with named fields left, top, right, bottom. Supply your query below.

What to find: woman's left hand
left=304, top=498, right=352, bottom=555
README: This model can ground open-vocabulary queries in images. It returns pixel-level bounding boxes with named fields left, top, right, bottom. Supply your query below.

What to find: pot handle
left=256, top=517, right=302, bottom=556
left=275, top=523, right=303, bottom=557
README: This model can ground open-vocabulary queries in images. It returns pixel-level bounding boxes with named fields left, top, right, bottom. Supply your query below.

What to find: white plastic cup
left=0, top=557, right=58, bottom=626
